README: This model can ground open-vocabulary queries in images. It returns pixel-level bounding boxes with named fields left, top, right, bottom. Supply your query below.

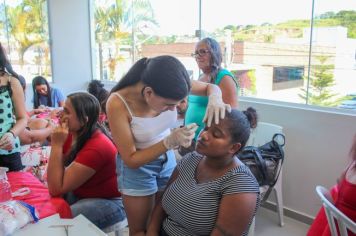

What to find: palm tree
left=94, top=0, right=157, bottom=80
left=7, top=0, right=47, bottom=68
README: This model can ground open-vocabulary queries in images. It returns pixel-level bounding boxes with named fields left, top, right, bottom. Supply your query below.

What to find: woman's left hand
left=203, top=94, right=231, bottom=127
left=51, top=120, right=69, bottom=147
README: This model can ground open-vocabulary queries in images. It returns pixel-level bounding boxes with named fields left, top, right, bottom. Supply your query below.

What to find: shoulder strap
left=215, top=69, right=239, bottom=89
left=6, top=74, right=12, bottom=97
left=112, top=92, right=134, bottom=118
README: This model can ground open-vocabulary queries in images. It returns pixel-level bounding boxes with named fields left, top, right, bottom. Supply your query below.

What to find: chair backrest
left=315, top=185, right=356, bottom=236
left=246, top=122, right=283, bottom=147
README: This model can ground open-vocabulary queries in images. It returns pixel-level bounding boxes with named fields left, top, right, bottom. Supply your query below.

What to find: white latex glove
left=203, top=94, right=232, bottom=127
left=0, top=132, right=16, bottom=150
left=163, top=123, right=198, bottom=150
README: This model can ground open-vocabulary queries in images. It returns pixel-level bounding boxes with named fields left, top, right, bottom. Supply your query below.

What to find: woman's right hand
left=163, top=123, right=198, bottom=149
left=50, top=120, right=69, bottom=147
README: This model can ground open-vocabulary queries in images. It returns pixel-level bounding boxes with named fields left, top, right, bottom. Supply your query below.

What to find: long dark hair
left=0, top=43, right=25, bottom=89
left=225, top=107, right=258, bottom=151
left=32, top=76, right=52, bottom=108
left=111, top=55, right=191, bottom=101
left=200, top=37, right=222, bottom=83
left=350, top=134, right=356, bottom=169
left=64, top=92, right=111, bottom=166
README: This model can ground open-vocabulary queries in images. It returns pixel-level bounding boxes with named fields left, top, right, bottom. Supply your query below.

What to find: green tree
left=95, top=0, right=126, bottom=80
left=94, top=0, right=157, bottom=80
left=7, top=0, right=47, bottom=68
left=299, top=56, right=344, bottom=107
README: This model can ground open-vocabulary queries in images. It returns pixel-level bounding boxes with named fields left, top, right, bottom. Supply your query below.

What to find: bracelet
left=8, top=130, right=16, bottom=138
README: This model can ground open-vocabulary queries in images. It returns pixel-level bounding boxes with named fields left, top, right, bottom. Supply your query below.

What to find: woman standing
left=32, top=76, right=65, bottom=109
left=185, top=37, right=239, bottom=140
left=47, top=92, right=126, bottom=229
left=0, top=43, right=27, bottom=171
left=106, top=55, right=230, bottom=236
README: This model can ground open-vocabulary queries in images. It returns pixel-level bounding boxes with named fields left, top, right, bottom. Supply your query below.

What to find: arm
left=19, top=121, right=54, bottom=145
left=211, top=193, right=257, bottom=236
left=54, top=88, right=65, bottom=107
left=27, top=108, right=48, bottom=117
left=190, top=80, right=222, bottom=97
left=106, top=94, right=168, bottom=169
left=147, top=168, right=179, bottom=236
left=9, top=77, right=27, bottom=137
left=58, top=100, right=65, bottom=107
left=47, top=121, right=95, bottom=196
left=219, top=75, right=238, bottom=108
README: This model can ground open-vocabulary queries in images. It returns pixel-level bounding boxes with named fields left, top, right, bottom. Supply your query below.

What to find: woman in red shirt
left=308, top=134, right=356, bottom=236
left=47, top=92, right=126, bottom=229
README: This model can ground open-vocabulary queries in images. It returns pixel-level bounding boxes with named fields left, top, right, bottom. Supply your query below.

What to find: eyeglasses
left=191, top=49, right=210, bottom=57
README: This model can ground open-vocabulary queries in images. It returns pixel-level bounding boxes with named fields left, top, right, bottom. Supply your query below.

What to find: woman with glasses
left=184, top=37, right=239, bottom=151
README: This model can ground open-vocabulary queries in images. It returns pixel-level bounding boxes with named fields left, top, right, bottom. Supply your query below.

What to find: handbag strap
left=261, top=134, right=285, bottom=202
left=250, top=147, right=268, bottom=185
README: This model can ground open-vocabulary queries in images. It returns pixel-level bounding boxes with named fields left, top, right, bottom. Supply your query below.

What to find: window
left=201, top=0, right=356, bottom=108
left=91, top=0, right=198, bottom=81
left=273, top=66, right=304, bottom=90
left=90, top=0, right=356, bottom=111
left=0, top=0, right=52, bottom=83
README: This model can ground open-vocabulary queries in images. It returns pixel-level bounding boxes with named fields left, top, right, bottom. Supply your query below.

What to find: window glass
left=90, top=0, right=356, bottom=111
left=92, top=0, right=199, bottom=81
left=308, top=1, right=356, bottom=109
left=201, top=0, right=356, bottom=109
left=0, top=0, right=52, bottom=82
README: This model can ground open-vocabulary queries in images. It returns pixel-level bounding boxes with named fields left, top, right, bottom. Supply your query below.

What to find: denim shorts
left=117, top=150, right=176, bottom=196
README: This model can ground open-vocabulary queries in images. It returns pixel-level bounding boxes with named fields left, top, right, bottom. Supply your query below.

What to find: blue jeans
left=117, top=150, right=176, bottom=196
left=70, top=197, right=126, bottom=229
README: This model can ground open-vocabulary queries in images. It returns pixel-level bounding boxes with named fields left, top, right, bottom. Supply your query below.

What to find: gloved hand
left=203, top=94, right=231, bottom=127
left=0, top=132, right=16, bottom=150
left=163, top=123, right=198, bottom=150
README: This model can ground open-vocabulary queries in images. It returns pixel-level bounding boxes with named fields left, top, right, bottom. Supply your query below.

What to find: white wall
left=240, top=99, right=356, bottom=218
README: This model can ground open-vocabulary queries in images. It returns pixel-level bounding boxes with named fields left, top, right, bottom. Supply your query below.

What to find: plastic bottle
left=0, top=167, right=12, bottom=202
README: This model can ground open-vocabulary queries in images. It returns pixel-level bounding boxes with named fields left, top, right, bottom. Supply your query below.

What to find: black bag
left=238, top=133, right=285, bottom=191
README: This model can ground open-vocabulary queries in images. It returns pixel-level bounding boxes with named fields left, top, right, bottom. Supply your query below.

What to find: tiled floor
left=255, top=207, right=310, bottom=236
left=108, top=207, right=311, bottom=236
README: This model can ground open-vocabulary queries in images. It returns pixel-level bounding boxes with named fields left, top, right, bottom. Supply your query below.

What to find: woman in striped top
left=147, top=108, right=260, bottom=236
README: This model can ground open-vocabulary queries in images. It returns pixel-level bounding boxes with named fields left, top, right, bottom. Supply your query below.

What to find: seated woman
left=147, top=108, right=260, bottom=236
left=307, top=133, right=356, bottom=236
left=32, top=76, right=65, bottom=109
left=47, top=92, right=126, bottom=229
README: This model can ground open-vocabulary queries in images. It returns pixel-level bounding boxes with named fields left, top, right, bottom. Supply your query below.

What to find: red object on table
left=7, top=172, right=72, bottom=219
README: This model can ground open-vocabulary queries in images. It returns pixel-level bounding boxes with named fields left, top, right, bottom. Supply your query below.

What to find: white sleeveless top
left=113, top=93, right=177, bottom=149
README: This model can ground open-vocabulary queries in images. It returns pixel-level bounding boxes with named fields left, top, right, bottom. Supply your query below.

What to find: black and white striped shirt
left=161, top=152, right=260, bottom=236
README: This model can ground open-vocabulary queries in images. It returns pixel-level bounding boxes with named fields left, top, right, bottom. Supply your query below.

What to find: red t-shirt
left=63, top=130, right=120, bottom=199
left=307, top=178, right=356, bottom=236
